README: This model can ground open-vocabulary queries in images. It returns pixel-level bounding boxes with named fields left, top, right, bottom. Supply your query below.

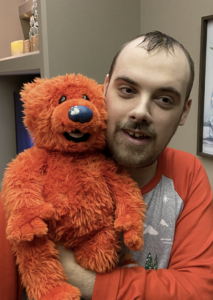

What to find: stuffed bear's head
left=20, top=74, right=107, bottom=153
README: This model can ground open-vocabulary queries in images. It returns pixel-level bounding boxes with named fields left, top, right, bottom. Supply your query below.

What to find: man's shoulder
left=160, top=147, right=207, bottom=198
left=162, top=147, right=200, bottom=169
left=160, top=147, right=204, bottom=184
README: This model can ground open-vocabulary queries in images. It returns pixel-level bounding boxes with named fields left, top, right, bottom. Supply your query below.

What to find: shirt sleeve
left=92, top=158, right=213, bottom=300
left=0, top=194, right=23, bottom=300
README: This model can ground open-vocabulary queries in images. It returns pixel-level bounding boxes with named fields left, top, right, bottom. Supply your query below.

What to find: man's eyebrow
left=114, top=76, right=140, bottom=87
left=158, top=87, right=181, bottom=98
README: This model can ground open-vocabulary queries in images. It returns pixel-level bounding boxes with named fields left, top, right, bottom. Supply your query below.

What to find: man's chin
left=106, top=134, right=159, bottom=168
left=108, top=145, right=156, bottom=167
left=112, top=154, right=157, bottom=169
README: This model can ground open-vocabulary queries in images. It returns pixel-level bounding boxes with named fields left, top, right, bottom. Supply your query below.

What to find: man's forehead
left=116, top=40, right=190, bottom=78
left=122, top=38, right=183, bottom=59
left=125, top=37, right=145, bottom=50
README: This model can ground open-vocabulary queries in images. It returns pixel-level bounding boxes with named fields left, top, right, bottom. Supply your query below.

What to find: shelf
left=19, top=0, right=33, bottom=20
left=0, top=51, right=39, bottom=62
left=0, top=51, right=40, bottom=76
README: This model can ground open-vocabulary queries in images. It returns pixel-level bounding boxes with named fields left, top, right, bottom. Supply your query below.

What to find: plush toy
left=2, top=74, right=146, bottom=300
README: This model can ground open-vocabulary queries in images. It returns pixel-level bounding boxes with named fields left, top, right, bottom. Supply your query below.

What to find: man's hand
left=56, top=242, right=96, bottom=300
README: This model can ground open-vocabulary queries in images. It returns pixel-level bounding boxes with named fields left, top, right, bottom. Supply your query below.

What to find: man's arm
left=58, top=158, right=213, bottom=300
left=56, top=242, right=95, bottom=300
left=92, top=159, right=213, bottom=300
left=0, top=194, right=23, bottom=300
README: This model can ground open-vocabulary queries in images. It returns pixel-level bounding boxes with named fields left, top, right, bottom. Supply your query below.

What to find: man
left=1, top=31, right=213, bottom=300
left=57, top=31, right=213, bottom=300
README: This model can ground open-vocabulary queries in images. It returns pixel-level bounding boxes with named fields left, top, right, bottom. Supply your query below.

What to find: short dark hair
left=108, top=31, right=194, bottom=101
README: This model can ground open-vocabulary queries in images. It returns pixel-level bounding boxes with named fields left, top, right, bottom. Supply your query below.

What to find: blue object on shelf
left=14, top=92, right=34, bottom=154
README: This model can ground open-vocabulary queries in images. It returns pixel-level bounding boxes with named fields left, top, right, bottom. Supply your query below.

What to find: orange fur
left=1, top=74, right=146, bottom=300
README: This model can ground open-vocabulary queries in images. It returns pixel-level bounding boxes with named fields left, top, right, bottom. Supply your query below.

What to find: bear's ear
left=20, top=77, right=47, bottom=104
left=98, top=84, right=104, bottom=94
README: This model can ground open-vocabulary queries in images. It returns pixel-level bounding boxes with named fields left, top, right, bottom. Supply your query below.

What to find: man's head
left=104, top=31, right=194, bottom=168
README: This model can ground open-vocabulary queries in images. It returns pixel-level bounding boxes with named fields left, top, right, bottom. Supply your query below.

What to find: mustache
left=116, top=121, right=157, bottom=138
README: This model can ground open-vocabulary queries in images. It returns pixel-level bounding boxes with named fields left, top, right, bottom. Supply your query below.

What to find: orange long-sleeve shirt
left=0, top=196, right=22, bottom=300
left=93, top=147, right=213, bottom=300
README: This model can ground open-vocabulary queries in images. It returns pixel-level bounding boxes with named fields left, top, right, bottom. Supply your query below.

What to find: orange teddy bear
left=2, top=74, right=146, bottom=300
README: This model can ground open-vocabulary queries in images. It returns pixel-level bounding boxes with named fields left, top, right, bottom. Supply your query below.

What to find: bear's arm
left=1, top=147, right=54, bottom=243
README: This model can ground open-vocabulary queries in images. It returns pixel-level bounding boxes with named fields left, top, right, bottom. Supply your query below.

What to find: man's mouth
left=64, top=130, right=90, bottom=143
left=124, top=129, right=150, bottom=140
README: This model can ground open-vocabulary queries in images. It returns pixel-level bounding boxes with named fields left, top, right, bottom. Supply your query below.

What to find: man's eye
left=120, top=87, right=135, bottom=94
left=162, top=97, right=170, bottom=103
left=158, top=97, right=173, bottom=104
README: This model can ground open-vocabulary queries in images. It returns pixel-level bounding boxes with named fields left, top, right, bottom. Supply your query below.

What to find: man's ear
left=103, top=74, right=109, bottom=96
left=179, top=99, right=192, bottom=126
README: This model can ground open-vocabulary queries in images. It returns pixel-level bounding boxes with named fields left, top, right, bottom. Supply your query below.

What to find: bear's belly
left=43, top=159, right=115, bottom=242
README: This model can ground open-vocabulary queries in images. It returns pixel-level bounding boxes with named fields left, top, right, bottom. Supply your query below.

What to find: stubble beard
left=107, top=117, right=182, bottom=168
left=106, top=121, right=160, bottom=168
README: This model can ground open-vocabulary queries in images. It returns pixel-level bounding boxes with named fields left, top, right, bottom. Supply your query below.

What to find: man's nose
left=128, top=96, right=152, bottom=124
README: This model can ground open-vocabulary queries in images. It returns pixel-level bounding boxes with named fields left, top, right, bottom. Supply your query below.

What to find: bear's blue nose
left=68, top=105, right=93, bottom=123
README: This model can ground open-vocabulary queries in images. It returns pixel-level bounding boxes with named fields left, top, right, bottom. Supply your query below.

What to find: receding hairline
left=112, top=35, right=187, bottom=71
left=108, top=32, right=194, bottom=101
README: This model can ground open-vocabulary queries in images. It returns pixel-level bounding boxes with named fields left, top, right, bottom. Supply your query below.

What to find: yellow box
left=11, top=40, right=24, bottom=56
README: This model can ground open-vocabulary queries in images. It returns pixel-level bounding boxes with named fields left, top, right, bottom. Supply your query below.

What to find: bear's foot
left=40, top=282, right=81, bottom=300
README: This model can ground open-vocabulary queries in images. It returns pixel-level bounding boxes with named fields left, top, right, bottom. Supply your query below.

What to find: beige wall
left=140, top=0, right=213, bottom=188
left=39, top=0, right=140, bottom=82
left=0, top=0, right=24, bottom=59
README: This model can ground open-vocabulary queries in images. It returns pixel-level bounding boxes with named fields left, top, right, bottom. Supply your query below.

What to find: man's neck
left=126, top=160, right=158, bottom=188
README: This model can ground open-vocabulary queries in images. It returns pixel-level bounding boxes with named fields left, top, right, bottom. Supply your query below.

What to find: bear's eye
left=59, top=96, right=66, bottom=104
left=83, top=94, right=89, bottom=101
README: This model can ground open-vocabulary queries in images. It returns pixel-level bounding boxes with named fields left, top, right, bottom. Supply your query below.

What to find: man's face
left=104, top=39, right=192, bottom=168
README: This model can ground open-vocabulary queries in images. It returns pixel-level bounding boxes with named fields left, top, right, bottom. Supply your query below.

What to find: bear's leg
left=101, top=165, right=146, bottom=251
left=14, top=236, right=81, bottom=300
left=74, top=227, right=120, bottom=273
